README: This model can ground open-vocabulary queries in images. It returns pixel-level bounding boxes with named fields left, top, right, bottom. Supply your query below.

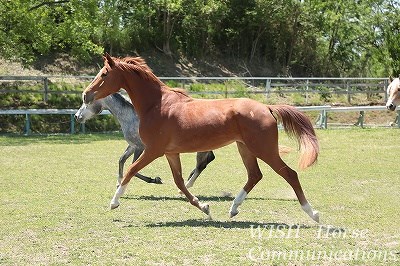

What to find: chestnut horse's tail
left=268, top=105, right=319, bottom=169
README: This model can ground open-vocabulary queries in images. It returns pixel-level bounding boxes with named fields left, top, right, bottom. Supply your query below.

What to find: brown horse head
left=82, top=53, right=124, bottom=104
left=386, top=75, right=400, bottom=111
left=82, top=54, right=164, bottom=105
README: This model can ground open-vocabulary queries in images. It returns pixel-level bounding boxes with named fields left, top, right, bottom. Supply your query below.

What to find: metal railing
left=1, top=106, right=398, bottom=135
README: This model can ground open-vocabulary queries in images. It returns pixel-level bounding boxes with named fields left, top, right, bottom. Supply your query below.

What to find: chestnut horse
left=82, top=54, right=320, bottom=222
left=386, top=75, right=400, bottom=111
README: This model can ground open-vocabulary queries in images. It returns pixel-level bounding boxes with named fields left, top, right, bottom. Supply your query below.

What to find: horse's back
left=161, top=97, right=277, bottom=153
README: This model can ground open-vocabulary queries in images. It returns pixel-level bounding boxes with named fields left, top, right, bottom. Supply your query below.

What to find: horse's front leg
left=117, top=145, right=135, bottom=187
left=110, top=149, right=158, bottom=209
left=166, top=153, right=210, bottom=217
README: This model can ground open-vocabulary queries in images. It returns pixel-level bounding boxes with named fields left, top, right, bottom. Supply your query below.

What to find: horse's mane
left=120, top=57, right=149, bottom=69
left=114, top=56, right=190, bottom=97
left=111, top=92, right=132, bottom=105
left=113, top=56, right=164, bottom=87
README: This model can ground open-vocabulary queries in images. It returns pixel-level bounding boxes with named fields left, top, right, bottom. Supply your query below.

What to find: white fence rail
left=1, top=106, right=398, bottom=135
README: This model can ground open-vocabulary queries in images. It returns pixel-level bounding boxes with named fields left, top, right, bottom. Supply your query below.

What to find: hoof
left=311, top=211, right=320, bottom=223
left=154, top=177, right=163, bottom=184
left=201, top=203, right=210, bottom=216
left=110, top=202, right=120, bottom=210
left=302, top=203, right=320, bottom=223
left=229, top=210, right=239, bottom=218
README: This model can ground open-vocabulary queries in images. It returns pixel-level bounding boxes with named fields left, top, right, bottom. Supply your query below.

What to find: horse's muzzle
left=74, top=113, right=83, bottom=123
left=387, top=103, right=396, bottom=111
left=83, top=91, right=95, bottom=104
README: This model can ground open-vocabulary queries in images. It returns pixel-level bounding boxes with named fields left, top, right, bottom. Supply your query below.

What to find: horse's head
left=82, top=53, right=123, bottom=104
left=386, top=75, right=400, bottom=111
left=74, top=99, right=104, bottom=123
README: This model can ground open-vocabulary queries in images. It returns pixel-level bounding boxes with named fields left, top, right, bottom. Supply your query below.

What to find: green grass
left=0, top=130, right=399, bottom=265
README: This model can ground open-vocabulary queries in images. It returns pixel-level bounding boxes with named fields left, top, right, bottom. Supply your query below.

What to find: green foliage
left=0, top=0, right=399, bottom=76
left=165, top=80, right=181, bottom=88
left=189, top=83, right=205, bottom=92
left=0, top=0, right=102, bottom=63
left=316, top=86, right=332, bottom=102
left=226, top=80, right=250, bottom=98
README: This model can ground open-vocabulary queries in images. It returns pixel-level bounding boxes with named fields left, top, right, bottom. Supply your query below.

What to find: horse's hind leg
left=132, top=147, right=163, bottom=184
left=262, top=155, right=319, bottom=222
left=186, top=151, right=215, bottom=189
left=230, top=142, right=263, bottom=218
left=166, top=153, right=210, bottom=217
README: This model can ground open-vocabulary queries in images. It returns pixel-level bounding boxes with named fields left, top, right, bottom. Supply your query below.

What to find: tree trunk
left=250, top=26, right=265, bottom=62
left=162, top=9, right=173, bottom=56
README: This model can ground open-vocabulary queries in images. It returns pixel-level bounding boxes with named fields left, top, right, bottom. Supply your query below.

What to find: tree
left=0, top=0, right=399, bottom=76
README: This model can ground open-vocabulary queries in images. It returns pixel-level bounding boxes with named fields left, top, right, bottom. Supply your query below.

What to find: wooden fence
left=0, top=76, right=389, bottom=104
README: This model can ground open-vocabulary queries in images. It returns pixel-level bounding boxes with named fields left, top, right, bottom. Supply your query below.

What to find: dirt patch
left=0, top=59, right=42, bottom=76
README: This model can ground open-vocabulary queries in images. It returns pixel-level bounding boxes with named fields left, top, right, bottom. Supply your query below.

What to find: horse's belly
left=165, top=128, right=240, bottom=153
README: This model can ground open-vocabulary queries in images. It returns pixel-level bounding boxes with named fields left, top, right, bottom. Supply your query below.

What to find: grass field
left=0, top=129, right=399, bottom=265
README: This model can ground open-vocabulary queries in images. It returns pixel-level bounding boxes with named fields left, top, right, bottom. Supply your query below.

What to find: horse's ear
left=103, top=52, right=115, bottom=68
left=389, top=76, right=393, bottom=82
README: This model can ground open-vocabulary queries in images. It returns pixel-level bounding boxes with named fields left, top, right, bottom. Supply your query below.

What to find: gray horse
left=75, top=92, right=215, bottom=187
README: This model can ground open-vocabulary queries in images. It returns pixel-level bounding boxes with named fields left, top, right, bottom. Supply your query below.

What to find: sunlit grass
left=0, top=130, right=399, bottom=265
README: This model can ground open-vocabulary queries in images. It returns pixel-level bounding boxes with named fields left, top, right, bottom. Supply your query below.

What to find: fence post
left=43, top=77, right=49, bottom=102
left=323, top=110, right=328, bottom=129
left=24, top=114, right=31, bottom=135
left=354, top=111, right=365, bottom=128
left=316, top=110, right=328, bottom=129
left=384, top=79, right=388, bottom=102
left=265, top=79, right=271, bottom=98
left=305, top=79, right=309, bottom=104
left=70, top=114, right=75, bottom=134
left=346, top=81, right=351, bottom=104
left=397, top=110, right=400, bottom=128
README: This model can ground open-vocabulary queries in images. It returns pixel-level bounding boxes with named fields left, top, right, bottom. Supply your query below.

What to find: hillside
left=0, top=51, right=276, bottom=78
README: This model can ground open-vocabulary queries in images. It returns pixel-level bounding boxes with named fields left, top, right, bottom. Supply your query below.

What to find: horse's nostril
left=74, top=113, right=83, bottom=122
left=387, top=103, right=396, bottom=111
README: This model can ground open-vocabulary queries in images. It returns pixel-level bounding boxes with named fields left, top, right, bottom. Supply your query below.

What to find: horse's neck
left=103, top=96, right=139, bottom=134
left=122, top=74, right=165, bottom=117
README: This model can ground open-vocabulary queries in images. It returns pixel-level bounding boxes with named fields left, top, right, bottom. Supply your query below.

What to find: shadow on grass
left=122, top=195, right=297, bottom=202
left=144, top=219, right=316, bottom=230
left=116, top=217, right=343, bottom=232
left=122, top=195, right=234, bottom=202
